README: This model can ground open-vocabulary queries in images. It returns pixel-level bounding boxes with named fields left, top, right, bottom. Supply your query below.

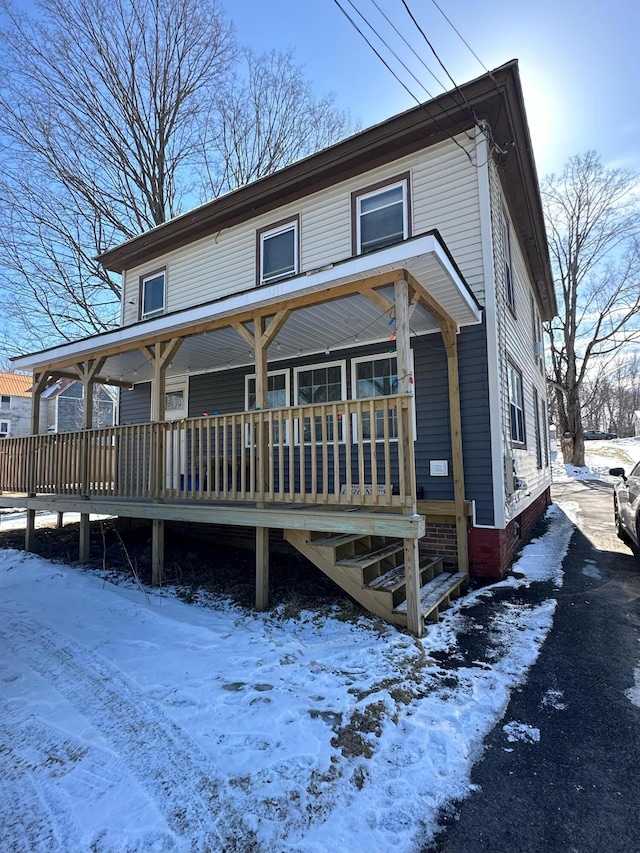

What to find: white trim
left=12, top=234, right=481, bottom=372
left=152, top=376, right=188, bottom=421
left=477, top=130, right=507, bottom=528
left=356, top=179, right=408, bottom=254
left=244, top=368, right=290, bottom=411
left=141, top=270, right=166, bottom=320
left=350, top=350, right=417, bottom=442
left=259, top=220, right=298, bottom=285
left=293, top=359, right=347, bottom=445
left=245, top=368, right=291, bottom=446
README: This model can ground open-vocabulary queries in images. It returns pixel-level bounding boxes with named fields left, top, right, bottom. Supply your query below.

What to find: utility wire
left=331, top=0, right=476, bottom=162
left=398, top=0, right=480, bottom=125
left=343, top=0, right=438, bottom=101
left=362, top=0, right=477, bottom=140
left=368, top=0, right=447, bottom=91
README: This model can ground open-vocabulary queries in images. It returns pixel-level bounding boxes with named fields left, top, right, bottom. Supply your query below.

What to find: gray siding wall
left=0, top=395, right=32, bottom=437
left=118, top=329, right=494, bottom=523
left=119, top=382, right=152, bottom=424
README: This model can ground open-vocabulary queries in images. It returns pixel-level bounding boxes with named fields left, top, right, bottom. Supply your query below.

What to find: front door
left=164, top=380, right=188, bottom=490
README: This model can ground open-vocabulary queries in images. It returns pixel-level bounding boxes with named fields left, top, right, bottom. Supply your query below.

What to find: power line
left=367, top=0, right=447, bottom=91
left=331, top=0, right=476, bottom=162
left=398, top=0, right=480, bottom=126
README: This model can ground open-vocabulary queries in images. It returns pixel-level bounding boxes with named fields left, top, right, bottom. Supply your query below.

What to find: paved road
left=427, top=477, right=640, bottom=853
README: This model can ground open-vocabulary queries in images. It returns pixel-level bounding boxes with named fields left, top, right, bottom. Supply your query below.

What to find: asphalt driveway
left=427, top=477, right=640, bottom=853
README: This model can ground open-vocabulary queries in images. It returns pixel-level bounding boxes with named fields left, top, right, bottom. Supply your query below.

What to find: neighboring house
left=0, top=371, right=35, bottom=438
left=42, top=379, right=116, bottom=432
left=2, top=61, right=555, bottom=636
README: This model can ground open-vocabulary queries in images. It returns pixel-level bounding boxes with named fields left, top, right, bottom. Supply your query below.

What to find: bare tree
left=0, top=0, right=355, bottom=351
left=201, top=49, right=356, bottom=197
left=542, top=151, right=640, bottom=465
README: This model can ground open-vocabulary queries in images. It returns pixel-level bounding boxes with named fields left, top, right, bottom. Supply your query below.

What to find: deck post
left=440, top=321, right=469, bottom=575
left=25, top=371, right=49, bottom=554
left=255, top=526, right=269, bottom=610
left=57, top=511, right=64, bottom=529
left=152, top=518, right=165, bottom=585
left=79, top=513, right=91, bottom=561
left=25, top=509, right=36, bottom=553
left=395, top=279, right=423, bottom=637
left=253, top=317, right=271, bottom=609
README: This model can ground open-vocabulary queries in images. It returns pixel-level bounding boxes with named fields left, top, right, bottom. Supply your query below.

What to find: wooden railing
left=0, top=395, right=415, bottom=508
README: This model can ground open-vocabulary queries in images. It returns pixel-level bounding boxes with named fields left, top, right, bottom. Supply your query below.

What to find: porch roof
left=12, top=233, right=481, bottom=384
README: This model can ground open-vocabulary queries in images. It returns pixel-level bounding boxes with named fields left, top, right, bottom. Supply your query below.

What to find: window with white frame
left=0, top=394, right=10, bottom=407
left=294, top=362, right=346, bottom=443
left=0, top=420, right=10, bottom=436
left=245, top=370, right=290, bottom=445
left=353, top=174, right=410, bottom=255
left=352, top=353, right=399, bottom=440
left=140, top=269, right=166, bottom=320
left=258, top=217, right=298, bottom=286
left=508, top=361, right=526, bottom=446
left=502, top=206, right=515, bottom=311
left=533, top=388, right=543, bottom=469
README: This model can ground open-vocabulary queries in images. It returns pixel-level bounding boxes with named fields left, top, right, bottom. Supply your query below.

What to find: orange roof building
left=0, top=371, right=32, bottom=398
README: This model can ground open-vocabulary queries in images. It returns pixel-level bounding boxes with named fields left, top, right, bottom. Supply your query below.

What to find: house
left=42, top=378, right=116, bottom=433
left=0, top=371, right=35, bottom=438
left=0, top=60, right=555, bottom=636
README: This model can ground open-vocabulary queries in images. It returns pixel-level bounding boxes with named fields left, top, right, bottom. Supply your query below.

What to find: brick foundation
left=419, top=522, right=459, bottom=570
left=467, top=487, right=552, bottom=578
left=419, top=488, right=552, bottom=579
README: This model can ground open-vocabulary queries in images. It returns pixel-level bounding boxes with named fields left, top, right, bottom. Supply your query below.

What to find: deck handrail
left=0, top=394, right=416, bottom=508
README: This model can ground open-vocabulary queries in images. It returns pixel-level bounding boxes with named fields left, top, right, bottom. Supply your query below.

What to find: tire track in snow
left=0, top=607, right=256, bottom=852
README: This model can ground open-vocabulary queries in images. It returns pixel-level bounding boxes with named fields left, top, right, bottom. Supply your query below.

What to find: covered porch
left=4, top=234, right=481, bottom=636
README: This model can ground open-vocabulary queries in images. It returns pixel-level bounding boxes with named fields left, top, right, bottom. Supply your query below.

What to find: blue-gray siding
left=118, top=327, right=494, bottom=524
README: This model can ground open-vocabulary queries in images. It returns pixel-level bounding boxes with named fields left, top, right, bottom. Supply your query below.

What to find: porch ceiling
left=13, top=233, right=482, bottom=385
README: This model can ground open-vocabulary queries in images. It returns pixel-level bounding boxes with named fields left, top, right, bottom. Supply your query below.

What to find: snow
left=627, top=667, right=640, bottom=709
left=0, top=446, right=623, bottom=852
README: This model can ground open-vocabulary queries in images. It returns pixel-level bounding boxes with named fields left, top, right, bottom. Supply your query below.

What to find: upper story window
left=508, top=361, right=525, bottom=446
left=0, top=395, right=10, bottom=407
left=352, top=173, right=411, bottom=255
left=140, top=269, right=166, bottom=320
left=257, top=216, right=299, bottom=286
left=502, top=206, right=515, bottom=312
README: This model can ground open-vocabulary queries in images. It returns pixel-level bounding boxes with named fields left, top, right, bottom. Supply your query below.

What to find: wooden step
left=311, top=532, right=366, bottom=547
left=336, top=540, right=403, bottom=569
left=394, top=571, right=467, bottom=619
left=368, top=556, right=442, bottom=593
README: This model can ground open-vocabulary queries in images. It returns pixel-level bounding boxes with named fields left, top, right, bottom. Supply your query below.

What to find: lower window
left=353, top=354, right=399, bottom=440
left=508, top=362, right=526, bottom=445
left=294, top=362, right=346, bottom=443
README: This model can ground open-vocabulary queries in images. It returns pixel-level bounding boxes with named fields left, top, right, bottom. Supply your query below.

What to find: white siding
left=121, top=133, right=484, bottom=324
left=488, top=160, right=551, bottom=520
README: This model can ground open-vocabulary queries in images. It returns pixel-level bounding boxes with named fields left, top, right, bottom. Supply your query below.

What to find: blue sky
left=231, top=0, right=640, bottom=178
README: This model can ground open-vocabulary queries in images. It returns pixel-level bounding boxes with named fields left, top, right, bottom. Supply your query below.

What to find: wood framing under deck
left=0, top=492, right=433, bottom=634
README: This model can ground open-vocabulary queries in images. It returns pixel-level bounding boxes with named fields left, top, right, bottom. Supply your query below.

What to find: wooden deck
left=0, top=390, right=466, bottom=637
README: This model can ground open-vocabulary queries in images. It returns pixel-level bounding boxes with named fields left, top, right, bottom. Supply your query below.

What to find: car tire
left=615, top=498, right=631, bottom=543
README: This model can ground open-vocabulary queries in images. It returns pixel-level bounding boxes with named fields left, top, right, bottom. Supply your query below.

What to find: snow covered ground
left=0, top=444, right=633, bottom=853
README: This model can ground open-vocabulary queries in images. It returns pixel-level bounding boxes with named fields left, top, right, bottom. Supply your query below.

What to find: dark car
left=585, top=429, right=618, bottom=440
left=610, top=464, right=640, bottom=553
